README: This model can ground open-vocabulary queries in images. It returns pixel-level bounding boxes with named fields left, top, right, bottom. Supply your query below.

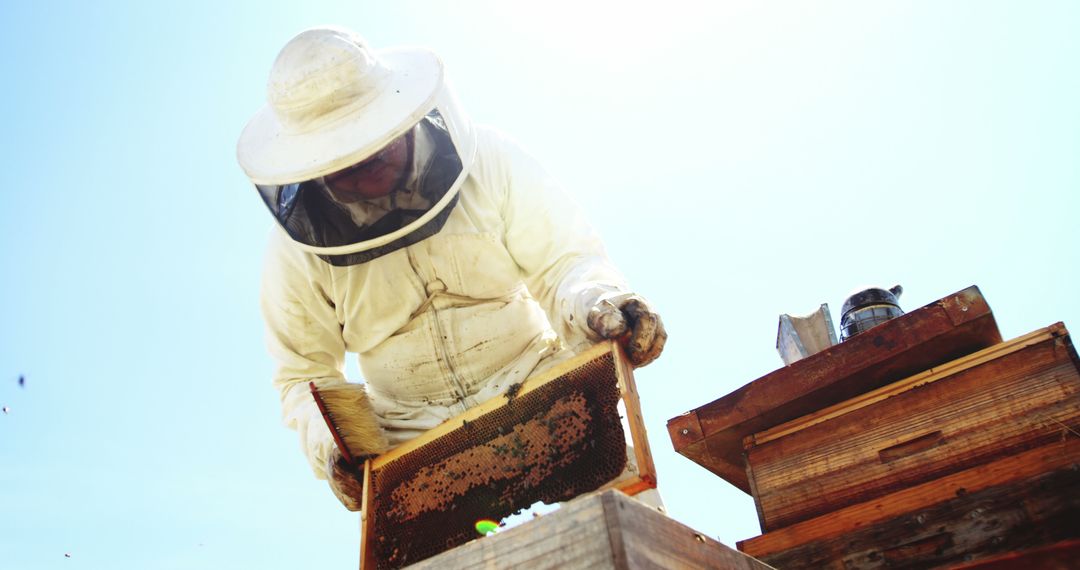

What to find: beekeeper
left=237, top=27, right=666, bottom=510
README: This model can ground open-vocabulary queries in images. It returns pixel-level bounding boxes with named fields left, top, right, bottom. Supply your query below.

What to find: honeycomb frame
left=358, top=341, right=656, bottom=569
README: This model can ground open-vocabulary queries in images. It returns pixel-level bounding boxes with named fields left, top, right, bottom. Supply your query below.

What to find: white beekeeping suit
left=237, top=26, right=666, bottom=507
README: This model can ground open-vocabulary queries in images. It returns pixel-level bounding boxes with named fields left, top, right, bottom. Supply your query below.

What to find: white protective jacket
left=261, top=127, right=632, bottom=479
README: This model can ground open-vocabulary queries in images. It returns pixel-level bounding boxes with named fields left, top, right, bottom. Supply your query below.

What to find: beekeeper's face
left=324, top=132, right=412, bottom=202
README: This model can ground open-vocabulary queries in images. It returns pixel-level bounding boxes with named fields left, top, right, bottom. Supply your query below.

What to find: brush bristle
left=315, top=383, right=389, bottom=459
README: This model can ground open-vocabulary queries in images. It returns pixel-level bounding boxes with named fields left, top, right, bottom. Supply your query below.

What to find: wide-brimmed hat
left=237, top=27, right=443, bottom=185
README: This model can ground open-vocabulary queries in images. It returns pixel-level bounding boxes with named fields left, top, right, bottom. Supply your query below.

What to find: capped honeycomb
left=367, top=350, right=628, bottom=568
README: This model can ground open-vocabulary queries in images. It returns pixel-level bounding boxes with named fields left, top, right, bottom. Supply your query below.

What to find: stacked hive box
left=407, top=490, right=775, bottom=570
left=668, top=286, right=1080, bottom=569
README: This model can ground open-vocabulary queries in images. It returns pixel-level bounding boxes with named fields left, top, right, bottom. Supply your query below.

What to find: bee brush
left=309, top=381, right=389, bottom=465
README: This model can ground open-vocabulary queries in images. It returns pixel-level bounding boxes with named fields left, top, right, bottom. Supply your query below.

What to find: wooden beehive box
left=744, top=323, right=1080, bottom=532
left=945, top=539, right=1080, bottom=569
left=737, top=438, right=1080, bottom=569
left=408, top=489, right=776, bottom=570
left=669, top=286, right=1080, bottom=568
left=736, top=322, right=1080, bottom=568
left=668, top=286, right=1003, bottom=493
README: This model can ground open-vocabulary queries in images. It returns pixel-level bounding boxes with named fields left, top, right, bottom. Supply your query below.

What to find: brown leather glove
left=326, top=446, right=365, bottom=511
left=587, top=295, right=667, bottom=367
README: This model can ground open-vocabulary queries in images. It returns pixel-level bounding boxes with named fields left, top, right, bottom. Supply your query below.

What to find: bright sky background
left=2, top=1, right=1078, bottom=568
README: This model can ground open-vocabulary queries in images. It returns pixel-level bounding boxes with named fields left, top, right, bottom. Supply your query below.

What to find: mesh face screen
left=368, top=351, right=628, bottom=568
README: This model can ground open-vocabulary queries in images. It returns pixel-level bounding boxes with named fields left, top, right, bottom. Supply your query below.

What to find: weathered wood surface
left=942, top=538, right=1080, bottom=569
left=599, top=491, right=773, bottom=570
left=745, top=324, right=1079, bottom=531
left=408, top=490, right=775, bottom=569
left=407, top=489, right=617, bottom=570
left=669, top=286, right=1002, bottom=493
left=738, top=439, right=1080, bottom=569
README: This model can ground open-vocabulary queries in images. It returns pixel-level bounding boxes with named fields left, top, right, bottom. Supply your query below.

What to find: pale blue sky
left=2, top=1, right=1078, bottom=568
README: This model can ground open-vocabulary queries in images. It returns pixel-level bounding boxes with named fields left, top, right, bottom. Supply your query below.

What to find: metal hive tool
left=359, top=341, right=656, bottom=569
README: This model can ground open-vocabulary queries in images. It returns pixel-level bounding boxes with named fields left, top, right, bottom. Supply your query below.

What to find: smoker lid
left=841, top=285, right=904, bottom=317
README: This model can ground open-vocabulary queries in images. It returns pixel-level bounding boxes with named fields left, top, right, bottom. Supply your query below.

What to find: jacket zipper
left=405, top=246, right=470, bottom=403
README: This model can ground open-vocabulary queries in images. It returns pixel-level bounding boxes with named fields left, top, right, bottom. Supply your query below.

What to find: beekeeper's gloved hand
left=587, top=295, right=667, bottom=367
left=326, top=446, right=364, bottom=511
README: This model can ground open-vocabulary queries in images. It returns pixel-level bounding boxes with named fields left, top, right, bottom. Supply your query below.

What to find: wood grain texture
left=668, top=286, right=1002, bottom=493
left=360, top=459, right=375, bottom=570
left=614, top=342, right=658, bottom=493
left=941, top=538, right=1080, bottom=569
left=738, top=438, right=1080, bottom=568
left=408, top=490, right=774, bottom=569
left=746, top=325, right=1080, bottom=531
left=749, top=326, right=1063, bottom=445
left=407, top=490, right=617, bottom=570
left=600, top=491, right=776, bottom=570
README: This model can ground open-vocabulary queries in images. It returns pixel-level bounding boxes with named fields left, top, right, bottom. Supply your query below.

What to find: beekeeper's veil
left=237, top=27, right=476, bottom=265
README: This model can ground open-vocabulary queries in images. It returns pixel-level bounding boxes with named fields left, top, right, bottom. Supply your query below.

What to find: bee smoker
left=840, top=285, right=904, bottom=341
